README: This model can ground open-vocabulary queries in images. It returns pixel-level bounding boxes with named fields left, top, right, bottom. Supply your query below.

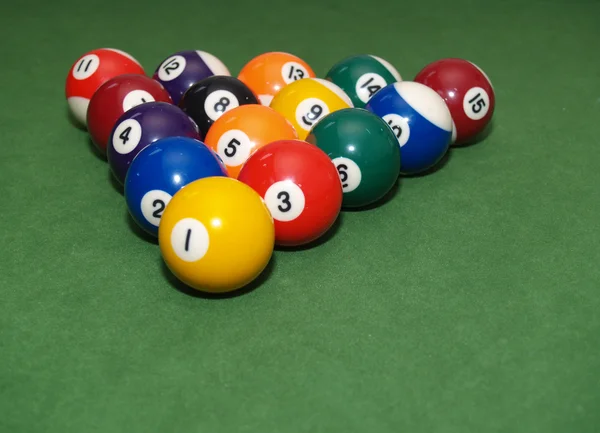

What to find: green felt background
left=1, top=0, right=600, bottom=431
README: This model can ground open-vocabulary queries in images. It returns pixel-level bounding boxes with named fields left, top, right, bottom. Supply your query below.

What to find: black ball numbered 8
left=179, top=76, right=259, bottom=137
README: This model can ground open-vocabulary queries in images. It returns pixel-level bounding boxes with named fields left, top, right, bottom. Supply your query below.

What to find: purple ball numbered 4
left=152, top=50, right=231, bottom=105
left=107, top=102, right=201, bottom=185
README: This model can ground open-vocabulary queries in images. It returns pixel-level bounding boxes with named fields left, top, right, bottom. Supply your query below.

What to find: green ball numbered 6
left=325, top=54, right=402, bottom=108
left=306, top=108, right=400, bottom=208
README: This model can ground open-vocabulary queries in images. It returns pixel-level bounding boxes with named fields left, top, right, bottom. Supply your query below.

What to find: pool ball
left=179, top=76, right=259, bottom=138
left=153, top=50, right=230, bottom=105
left=204, top=105, right=298, bottom=178
left=159, top=176, right=275, bottom=294
left=269, top=78, right=353, bottom=140
left=86, top=74, right=172, bottom=156
left=414, top=58, right=495, bottom=146
left=237, top=139, right=342, bottom=247
left=124, top=136, right=227, bottom=237
left=107, top=102, right=201, bottom=185
left=237, top=52, right=316, bottom=106
left=65, top=48, right=145, bottom=126
left=325, top=54, right=402, bottom=108
left=306, top=108, right=400, bottom=208
left=365, top=81, right=453, bottom=175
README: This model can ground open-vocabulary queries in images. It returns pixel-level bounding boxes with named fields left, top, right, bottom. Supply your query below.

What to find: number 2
left=162, top=58, right=180, bottom=75
left=151, top=199, right=165, bottom=218
left=277, top=191, right=291, bottom=212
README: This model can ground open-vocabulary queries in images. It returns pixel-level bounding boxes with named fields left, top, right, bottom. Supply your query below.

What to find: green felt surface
left=2, top=0, right=600, bottom=431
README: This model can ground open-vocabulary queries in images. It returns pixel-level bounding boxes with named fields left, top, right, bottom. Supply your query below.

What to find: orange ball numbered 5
left=238, top=52, right=316, bottom=106
left=204, top=105, right=298, bottom=178
left=158, top=177, right=275, bottom=294
left=269, top=78, right=353, bottom=140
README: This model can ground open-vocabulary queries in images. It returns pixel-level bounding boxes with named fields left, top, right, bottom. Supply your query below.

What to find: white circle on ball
left=264, top=180, right=305, bottom=222
left=282, top=62, right=310, bottom=84
left=216, top=129, right=253, bottom=167
left=295, top=98, right=329, bottom=131
left=382, top=113, right=410, bottom=147
left=141, top=190, right=173, bottom=227
left=112, top=119, right=142, bottom=154
left=204, top=89, right=239, bottom=122
left=122, top=90, right=155, bottom=112
left=463, top=87, right=490, bottom=120
left=157, top=55, right=186, bottom=82
left=72, top=54, right=100, bottom=80
left=355, top=72, right=388, bottom=104
left=170, top=217, right=210, bottom=262
left=332, top=157, right=361, bottom=193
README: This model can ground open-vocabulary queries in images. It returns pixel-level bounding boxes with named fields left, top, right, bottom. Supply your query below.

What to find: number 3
left=277, top=191, right=291, bottom=212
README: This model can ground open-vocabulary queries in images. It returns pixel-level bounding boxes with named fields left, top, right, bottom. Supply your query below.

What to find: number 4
left=119, top=126, right=132, bottom=144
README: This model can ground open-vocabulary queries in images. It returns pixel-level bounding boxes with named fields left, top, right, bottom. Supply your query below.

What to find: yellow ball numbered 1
left=269, top=77, right=353, bottom=140
left=158, top=176, right=275, bottom=294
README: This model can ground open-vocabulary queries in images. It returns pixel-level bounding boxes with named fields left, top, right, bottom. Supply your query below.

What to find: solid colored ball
left=152, top=50, right=230, bottom=105
left=269, top=78, right=353, bottom=140
left=365, top=81, right=453, bottom=175
left=204, top=104, right=298, bottom=178
left=124, top=137, right=227, bottom=237
left=325, top=54, right=402, bottom=108
left=237, top=51, right=316, bottom=106
left=237, top=139, right=342, bottom=247
left=159, top=177, right=275, bottom=294
left=178, top=75, right=259, bottom=137
left=86, top=74, right=173, bottom=155
left=107, top=102, right=201, bottom=185
left=306, top=108, right=400, bottom=208
left=65, top=48, right=145, bottom=126
left=414, top=58, right=495, bottom=145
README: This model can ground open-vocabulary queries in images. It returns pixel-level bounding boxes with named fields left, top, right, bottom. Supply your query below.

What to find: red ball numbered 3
left=414, top=58, right=495, bottom=146
left=238, top=140, right=342, bottom=247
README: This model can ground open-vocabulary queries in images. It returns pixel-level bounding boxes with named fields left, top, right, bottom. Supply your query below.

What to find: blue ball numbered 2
left=365, top=81, right=453, bottom=175
left=124, top=136, right=228, bottom=236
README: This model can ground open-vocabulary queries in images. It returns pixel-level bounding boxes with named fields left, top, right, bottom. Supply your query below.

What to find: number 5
left=472, top=98, right=486, bottom=113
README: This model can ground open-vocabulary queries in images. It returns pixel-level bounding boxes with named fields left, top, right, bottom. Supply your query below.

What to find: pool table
left=2, top=0, right=599, bottom=431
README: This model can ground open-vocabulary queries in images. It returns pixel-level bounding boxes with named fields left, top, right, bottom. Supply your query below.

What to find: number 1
left=184, top=229, right=192, bottom=252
